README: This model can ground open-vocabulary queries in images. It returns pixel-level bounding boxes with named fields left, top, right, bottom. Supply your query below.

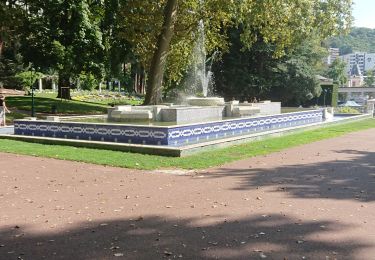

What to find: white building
left=364, top=53, right=375, bottom=72
left=341, top=52, right=375, bottom=76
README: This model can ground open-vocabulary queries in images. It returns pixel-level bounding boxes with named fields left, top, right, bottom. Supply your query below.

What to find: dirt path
left=1, top=129, right=375, bottom=259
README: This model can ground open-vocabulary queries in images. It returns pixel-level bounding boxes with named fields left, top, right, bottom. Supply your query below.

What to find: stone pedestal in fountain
left=186, top=97, right=225, bottom=106
left=161, top=106, right=224, bottom=124
left=225, top=100, right=281, bottom=117
left=108, top=104, right=225, bottom=124
left=238, top=101, right=281, bottom=116
left=108, top=105, right=159, bottom=121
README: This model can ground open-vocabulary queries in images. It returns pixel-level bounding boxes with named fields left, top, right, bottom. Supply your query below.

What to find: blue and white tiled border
left=168, top=110, right=323, bottom=146
left=14, top=121, right=169, bottom=145
left=14, top=110, right=323, bottom=147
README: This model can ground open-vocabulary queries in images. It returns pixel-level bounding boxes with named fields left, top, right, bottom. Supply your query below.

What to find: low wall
left=14, top=121, right=169, bottom=146
left=168, top=110, right=322, bottom=146
left=14, top=110, right=323, bottom=147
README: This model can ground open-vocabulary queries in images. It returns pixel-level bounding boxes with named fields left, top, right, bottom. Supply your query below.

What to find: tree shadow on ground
left=208, top=149, right=375, bottom=202
left=0, top=214, right=369, bottom=260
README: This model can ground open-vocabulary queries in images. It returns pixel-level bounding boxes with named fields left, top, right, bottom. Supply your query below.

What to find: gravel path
left=1, top=129, right=375, bottom=259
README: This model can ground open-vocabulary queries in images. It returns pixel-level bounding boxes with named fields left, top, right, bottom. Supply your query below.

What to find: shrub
left=79, top=73, right=99, bottom=91
left=15, top=71, right=44, bottom=91
left=336, top=106, right=361, bottom=114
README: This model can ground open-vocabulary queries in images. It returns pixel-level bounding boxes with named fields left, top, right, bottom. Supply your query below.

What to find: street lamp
left=31, top=68, right=36, bottom=117
left=323, top=89, right=328, bottom=107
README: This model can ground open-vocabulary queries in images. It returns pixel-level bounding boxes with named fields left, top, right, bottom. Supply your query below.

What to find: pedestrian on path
left=0, top=95, right=10, bottom=126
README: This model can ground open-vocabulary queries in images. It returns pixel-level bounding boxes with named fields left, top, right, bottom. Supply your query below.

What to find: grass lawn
left=5, top=111, right=27, bottom=124
left=6, top=96, right=108, bottom=115
left=0, top=119, right=374, bottom=170
left=5, top=92, right=143, bottom=121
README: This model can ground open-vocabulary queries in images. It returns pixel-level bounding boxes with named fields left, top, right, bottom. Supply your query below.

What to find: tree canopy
left=325, top=58, right=348, bottom=86
left=0, top=0, right=353, bottom=104
left=120, top=0, right=352, bottom=104
left=213, top=28, right=327, bottom=105
left=327, top=27, right=375, bottom=55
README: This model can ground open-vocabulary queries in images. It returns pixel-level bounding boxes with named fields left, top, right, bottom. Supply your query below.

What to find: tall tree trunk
left=140, top=66, right=146, bottom=94
left=144, top=0, right=178, bottom=105
left=0, top=39, right=3, bottom=58
left=57, top=73, right=71, bottom=99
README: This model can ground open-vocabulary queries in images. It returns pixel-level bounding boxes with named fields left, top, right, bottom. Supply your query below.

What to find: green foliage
left=332, top=83, right=339, bottom=107
left=1, top=0, right=353, bottom=105
left=325, top=59, right=348, bottom=86
left=316, top=85, right=337, bottom=107
left=22, top=0, right=106, bottom=94
left=6, top=95, right=107, bottom=115
left=71, top=91, right=143, bottom=106
left=78, top=73, right=99, bottom=91
left=364, top=69, right=375, bottom=87
left=5, top=111, right=27, bottom=124
left=328, top=27, right=375, bottom=55
left=0, top=2, right=27, bottom=88
left=119, top=0, right=352, bottom=103
left=4, top=92, right=141, bottom=123
left=0, top=53, right=25, bottom=88
left=213, top=28, right=326, bottom=106
left=335, top=106, right=361, bottom=114
left=14, top=71, right=44, bottom=90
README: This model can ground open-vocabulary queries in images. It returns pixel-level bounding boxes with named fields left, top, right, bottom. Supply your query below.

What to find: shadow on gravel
left=209, top=150, right=375, bottom=202
left=0, top=214, right=369, bottom=259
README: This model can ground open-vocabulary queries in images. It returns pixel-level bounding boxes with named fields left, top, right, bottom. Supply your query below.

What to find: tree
left=22, top=0, right=105, bottom=99
left=102, top=0, right=133, bottom=82
left=325, top=58, right=348, bottom=86
left=213, top=28, right=326, bottom=105
left=365, top=69, right=375, bottom=87
left=121, top=0, right=352, bottom=104
left=0, top=1, right=25, bottom=58
left=15, top=70, right=44, bottom=91
left=328, top=27, right=375, bottom=55
left=0, top=1, right=26, bottom=87
left=270, top=36, right=327, bottom=105
left=144, top=0, right=178, bottom=104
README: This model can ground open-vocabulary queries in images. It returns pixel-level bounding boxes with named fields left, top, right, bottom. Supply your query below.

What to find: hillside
left=328, top=27, right=375, bottom=55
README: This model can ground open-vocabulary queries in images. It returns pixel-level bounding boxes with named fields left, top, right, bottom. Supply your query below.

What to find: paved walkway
left=1, top=129, right=375, bottom=259
left=0, top=126, right=14, bottom=135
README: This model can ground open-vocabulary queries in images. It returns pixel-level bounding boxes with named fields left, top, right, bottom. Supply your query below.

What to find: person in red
left=0, top=95, right=10, bottom=126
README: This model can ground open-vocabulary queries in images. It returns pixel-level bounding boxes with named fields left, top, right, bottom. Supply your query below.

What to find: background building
left=341, top=52, right=375, bottom=75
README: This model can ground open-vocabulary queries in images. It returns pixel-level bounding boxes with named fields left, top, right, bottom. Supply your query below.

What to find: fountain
left=13, top=17, right=327, bottom=154
left=106, top=19, right=280, bottom=124
left=185, top=19, right=224, bottom=106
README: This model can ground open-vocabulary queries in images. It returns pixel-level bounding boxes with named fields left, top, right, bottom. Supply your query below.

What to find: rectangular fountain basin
left=14, top=110, right=323, bottom=147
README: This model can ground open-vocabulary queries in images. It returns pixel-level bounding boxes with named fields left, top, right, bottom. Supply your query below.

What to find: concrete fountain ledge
left=5, top=112, right=371, bottom=157
left=14, top=110, right=324, bottom=148
left=186, top=97, right=225, bottom=106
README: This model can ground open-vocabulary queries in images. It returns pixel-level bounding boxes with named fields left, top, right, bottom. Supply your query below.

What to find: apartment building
left=341, top=52, right=375, bottom=75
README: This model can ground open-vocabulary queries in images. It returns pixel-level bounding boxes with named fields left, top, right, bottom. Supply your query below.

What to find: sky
left=353, top=0, right=375, bottom=28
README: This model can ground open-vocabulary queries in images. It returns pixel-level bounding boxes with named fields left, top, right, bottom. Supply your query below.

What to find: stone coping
left=4, top=113, right=371, bottom=157
left=17, top=109, right=324, bottom=129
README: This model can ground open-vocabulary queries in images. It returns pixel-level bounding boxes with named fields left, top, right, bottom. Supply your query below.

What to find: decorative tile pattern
left=14, top=110, right=323, bottom=147
left=167, top=110, right=323, bottom=146
left=14, top=122, right=169, bottom=145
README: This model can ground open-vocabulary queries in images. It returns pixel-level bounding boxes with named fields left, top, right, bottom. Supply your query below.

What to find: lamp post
left=31, top=68, right=36, bottom=117
left=323, top=89, right=328, bottom=107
